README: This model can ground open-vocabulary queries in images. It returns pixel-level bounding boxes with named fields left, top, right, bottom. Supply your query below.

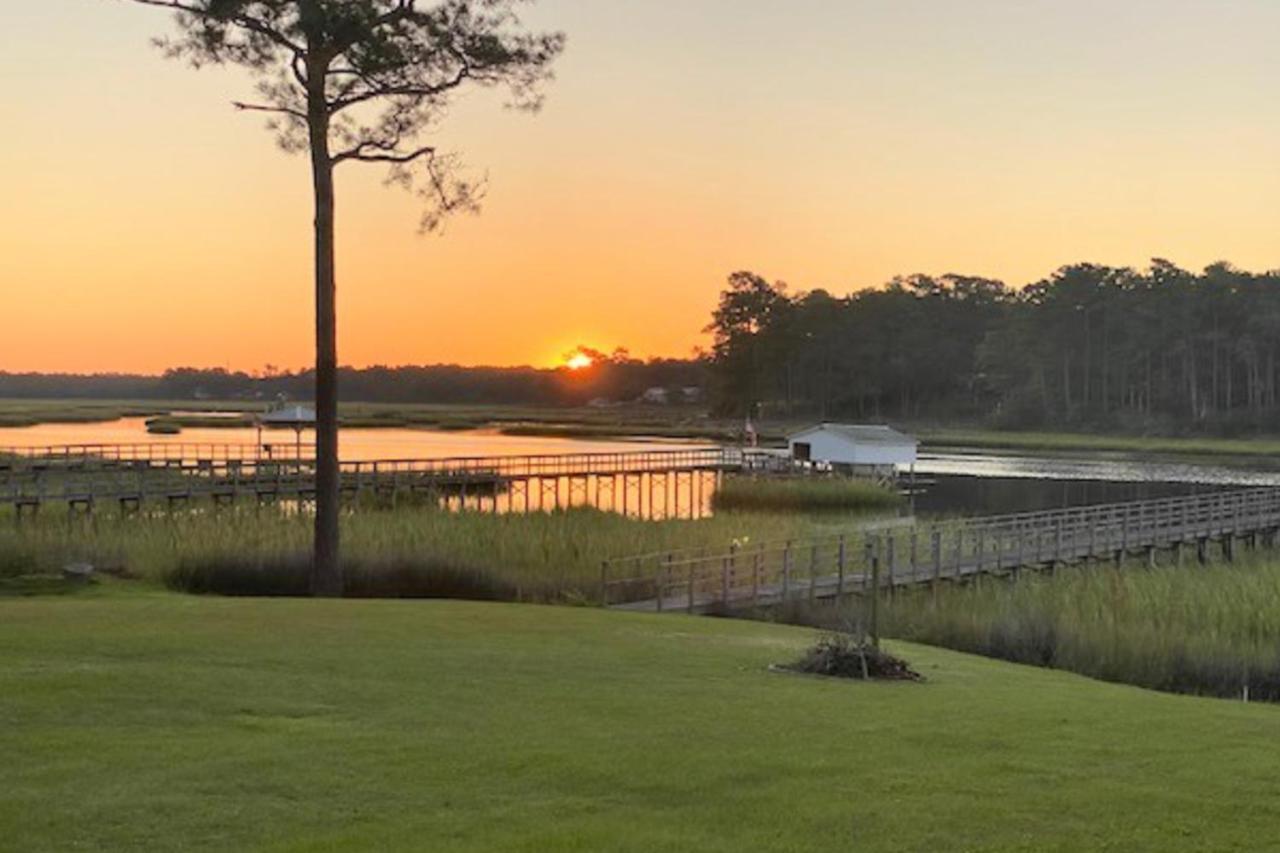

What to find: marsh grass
left=168, top=553, right=518, bottom=600
left=712, top=475, right=903, bottom=513
left=864, top=555, right=1280, bottom=701
left=0, top=503, right=843, bottom=602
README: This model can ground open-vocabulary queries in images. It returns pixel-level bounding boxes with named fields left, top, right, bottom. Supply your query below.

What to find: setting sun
left=565, top=353, right=593, bottom=371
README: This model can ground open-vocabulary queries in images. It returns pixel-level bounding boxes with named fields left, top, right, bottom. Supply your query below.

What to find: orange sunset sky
left=2, top=1, right=1278, bottom=373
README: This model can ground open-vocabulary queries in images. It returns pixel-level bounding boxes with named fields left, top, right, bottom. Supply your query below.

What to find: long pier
left=0, top=444, right=757, bottom=517
left=604, top=487, right=1279, bottom=612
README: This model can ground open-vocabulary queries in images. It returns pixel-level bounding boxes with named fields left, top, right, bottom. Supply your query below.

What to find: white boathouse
left=786, top=423, right=918, bottom=475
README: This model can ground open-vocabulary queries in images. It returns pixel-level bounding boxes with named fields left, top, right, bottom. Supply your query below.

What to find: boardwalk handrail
left=603, top=487, right=1280, bottom=611
left=0, top=446, right=751, bottom=507
left=0, top=442, right=315, bottom=463
left=0, top=443, right=740, bottom=469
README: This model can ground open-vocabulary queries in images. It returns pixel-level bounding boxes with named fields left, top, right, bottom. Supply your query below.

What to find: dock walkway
left=605, top=488, right=1280, bottom=613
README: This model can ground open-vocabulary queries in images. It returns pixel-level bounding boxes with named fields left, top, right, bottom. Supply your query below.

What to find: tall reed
left=874, top=556, right=1280, bottom=701
left=0, top=503, right=858, bottom=602
left=712, top=475, right=903, bottom=513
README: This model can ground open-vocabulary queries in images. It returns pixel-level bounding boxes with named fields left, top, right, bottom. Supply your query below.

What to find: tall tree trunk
left=309, top=75, right=342, bottom=597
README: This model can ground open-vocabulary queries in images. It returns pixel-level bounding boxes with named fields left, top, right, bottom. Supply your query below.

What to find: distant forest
left=707, top=260, right=1280, bottom=432
left=7, top=259, right=1280, bottom=433
left=0, top=356, right=706, bottom=409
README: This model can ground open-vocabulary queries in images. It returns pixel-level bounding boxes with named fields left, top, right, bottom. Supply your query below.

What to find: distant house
left=639, top=387, right=669, bottom=405
left=786, top=424, right=918, bottom=472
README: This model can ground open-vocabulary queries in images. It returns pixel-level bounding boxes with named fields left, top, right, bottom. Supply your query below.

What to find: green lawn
left=3, top=590, right=1280, bottom=851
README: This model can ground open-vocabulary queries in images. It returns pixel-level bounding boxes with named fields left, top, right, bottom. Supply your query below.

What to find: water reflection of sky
left=0, top=418, right=708, bottom=462
left=917, top=452, right=1280, bottom=487
left=5, top=417, right=1280, bottom=489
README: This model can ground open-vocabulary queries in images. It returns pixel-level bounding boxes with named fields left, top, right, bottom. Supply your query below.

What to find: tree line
left=0, top=356, right=705, bottom=409
left=707, top=260, right=1280, bottom=432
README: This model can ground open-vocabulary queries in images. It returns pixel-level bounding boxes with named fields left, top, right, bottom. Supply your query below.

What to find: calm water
left=0, top=417, right=703, bottom=461
left=917, top=451, right=1280, bottom=487
left=2, top=418, right=1272, bottom=516
left=911, top=451, right=1262, bottom=516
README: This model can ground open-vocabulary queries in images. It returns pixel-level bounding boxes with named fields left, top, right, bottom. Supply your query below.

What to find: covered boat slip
left=787, top=423, right=918, bottom=479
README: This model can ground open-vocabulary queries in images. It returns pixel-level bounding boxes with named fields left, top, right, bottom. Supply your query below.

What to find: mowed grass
left=3, top=593, right=1280, bottom=852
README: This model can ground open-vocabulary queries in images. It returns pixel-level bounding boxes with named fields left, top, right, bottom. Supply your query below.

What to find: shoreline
left=5, top=398, right=1280, bottom=463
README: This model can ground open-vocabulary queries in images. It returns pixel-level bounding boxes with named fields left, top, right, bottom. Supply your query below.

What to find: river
left=1, top=418, right=1270, bottom=516
left=0, top=417, right=701, bottom=461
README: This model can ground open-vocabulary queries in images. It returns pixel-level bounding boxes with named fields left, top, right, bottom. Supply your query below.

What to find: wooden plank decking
left=605, top=488, right=1280, bottom=613
left=0, top=445, right=753, bottom=511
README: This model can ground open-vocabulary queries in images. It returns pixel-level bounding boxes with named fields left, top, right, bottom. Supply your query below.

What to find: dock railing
left=0, top=446, right=761, bottom=508
left=603, top=488, right=1280, bottom=611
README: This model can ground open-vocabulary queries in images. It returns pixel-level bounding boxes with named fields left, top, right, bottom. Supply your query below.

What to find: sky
left=2, top=0, right=1278, bottom=373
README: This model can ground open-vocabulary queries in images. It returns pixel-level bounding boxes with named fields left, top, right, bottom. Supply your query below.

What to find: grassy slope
left=3, top=592, right=1280, bottom=852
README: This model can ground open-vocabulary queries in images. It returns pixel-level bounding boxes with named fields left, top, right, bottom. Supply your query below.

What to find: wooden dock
left=604, top=488, right=1280, bottom=613
left=0, top=444, right=752, bottom=517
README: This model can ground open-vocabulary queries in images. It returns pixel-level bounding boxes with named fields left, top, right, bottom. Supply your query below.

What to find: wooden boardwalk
left=604, top=488, right=1280, bottom=613
left=0, top=444, right=753, bottom=514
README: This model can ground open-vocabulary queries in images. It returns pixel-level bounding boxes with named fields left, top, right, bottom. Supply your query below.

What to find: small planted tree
left=126, top=1, right=564, bottom=595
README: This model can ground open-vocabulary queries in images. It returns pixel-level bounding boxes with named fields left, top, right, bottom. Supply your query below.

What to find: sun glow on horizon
left=1, top=3, right=1278, bottom=373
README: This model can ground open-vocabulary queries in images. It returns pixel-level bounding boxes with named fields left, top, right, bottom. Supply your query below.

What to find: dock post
left=781, top=541, right=792, bottom=601
left=809, top=543, right=819, bottom=604
left=910, top=530, right=919, bottom=582
left=954, top=528, right=963, bottom=582
left=886, top=536, right=896, bottom=596
left=751, top=547, right=761, bottom=608
left=687, top=562, right=696, bottom=615
left=836, top=535, right=847, bottom=598
left=721, top=552, right=731, bottom=606
left=658, top=554, right=673, bottom=613
left=1053, top=516, right=1064, bottom=571
left=931, top=529, right=942, bottom=599
left=869, top=547, right=881, bottom=649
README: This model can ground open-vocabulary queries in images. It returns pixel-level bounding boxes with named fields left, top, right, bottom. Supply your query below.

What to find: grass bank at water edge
left=712, top=474, right=903, bottom=513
